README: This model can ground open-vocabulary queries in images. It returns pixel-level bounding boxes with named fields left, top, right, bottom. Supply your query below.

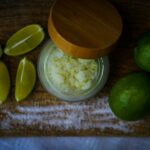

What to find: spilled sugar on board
left=0, top=96, right=145, bottom=134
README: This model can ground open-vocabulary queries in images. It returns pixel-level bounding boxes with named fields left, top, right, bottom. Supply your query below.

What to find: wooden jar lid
left=48, top=0, right=122, bottom=59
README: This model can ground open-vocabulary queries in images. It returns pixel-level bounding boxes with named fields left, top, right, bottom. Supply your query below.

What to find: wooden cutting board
left=0, top=0, right=150, bottom=136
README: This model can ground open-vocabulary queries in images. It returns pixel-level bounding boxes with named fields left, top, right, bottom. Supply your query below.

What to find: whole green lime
left=134, top=31, right=150, bottom=72
left=109, top=72, right=150, bottom=121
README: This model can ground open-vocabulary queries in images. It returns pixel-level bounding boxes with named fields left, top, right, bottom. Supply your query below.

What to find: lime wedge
left=0, top=61, right=10, bottom=104
left=0, top=45, right=3, bottom=58
left=4, top=24, right=45, bottom=56
left=15, top=57, right=36, bottom=101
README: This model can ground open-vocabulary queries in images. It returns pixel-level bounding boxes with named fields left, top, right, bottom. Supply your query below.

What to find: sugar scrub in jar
left=38, top=0, right=122, bottom=101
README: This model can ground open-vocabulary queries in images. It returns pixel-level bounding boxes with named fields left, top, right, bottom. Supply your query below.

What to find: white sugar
left=17, top=104, right=89, bottom=113
left=0, top=96, right=143, bottom=133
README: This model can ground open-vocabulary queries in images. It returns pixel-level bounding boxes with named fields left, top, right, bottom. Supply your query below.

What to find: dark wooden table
left=0, top=0, right=150, bottom=136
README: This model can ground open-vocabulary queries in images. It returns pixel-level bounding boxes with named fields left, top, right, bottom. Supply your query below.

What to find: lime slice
left=0, top=61, right=10, bottom=104
left=4, top=24, right=45, bottom=56
left=0, top=45, right=3, bottom=58
left=15, top=57, right=36, bottom=101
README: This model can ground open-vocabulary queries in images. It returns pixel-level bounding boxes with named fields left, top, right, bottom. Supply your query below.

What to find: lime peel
left=134, top=31, right=150, bottom=72
left=109, top=72, right=150, bottom=121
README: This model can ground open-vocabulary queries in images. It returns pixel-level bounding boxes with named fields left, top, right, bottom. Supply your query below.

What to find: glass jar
left=38, top=40, right=109, bottom=102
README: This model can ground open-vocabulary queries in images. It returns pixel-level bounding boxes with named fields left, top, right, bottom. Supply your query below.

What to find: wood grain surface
left=0, top=0, right=150, bottom=136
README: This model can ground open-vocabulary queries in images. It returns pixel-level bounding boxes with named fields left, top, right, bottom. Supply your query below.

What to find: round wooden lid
left=48, top=0, right=122, bottom=59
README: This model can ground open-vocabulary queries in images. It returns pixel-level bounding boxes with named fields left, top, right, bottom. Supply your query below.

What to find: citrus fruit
left=134, top=31, right=150, bottom=72
left=0, top=61, right=10, bottom=104
left=4, top=24, right=45, bottom=56
left=109, top=72, right=150, bottom=121
left=0, top=45, right=2, bottom=58
left=15, top=57, right=36, bottom=101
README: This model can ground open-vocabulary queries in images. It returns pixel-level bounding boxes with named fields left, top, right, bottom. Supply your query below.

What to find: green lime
left=109, top=72, right=150, bottom=121
left=0, top=45, right=3, bottom=58
left=4, top=24, right=45, bottom=56
left=0, top=61, right=10, bottom=104
left=134, top=31, right=150, bottom=72
left=15, top=57, right=36, bottom=102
